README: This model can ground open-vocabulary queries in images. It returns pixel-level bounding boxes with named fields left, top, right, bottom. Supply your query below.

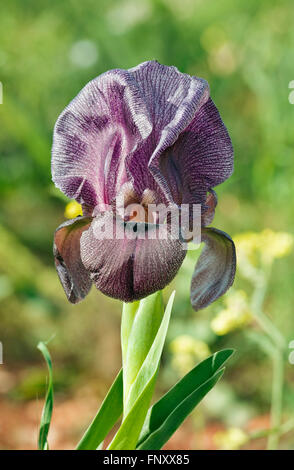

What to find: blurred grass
left=0, top=0, right=294, bottom=449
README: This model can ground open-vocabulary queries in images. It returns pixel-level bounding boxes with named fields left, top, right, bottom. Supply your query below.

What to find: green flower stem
left=108, top=291, right=173, bottom=449
left=267, top=349, right=284, bottom=450
left=248, top=417, right=294, bottom=441
left=250, top=266, right=286, bottom=450
left=251, top=276, right=286, bottom=350
left=121, top=292, right=164, bottom=415
left=121, top=300, right=139, bottom=406
left=253, top=309, right=286, bottom=351
left=251, top=266, right=286, bottom=350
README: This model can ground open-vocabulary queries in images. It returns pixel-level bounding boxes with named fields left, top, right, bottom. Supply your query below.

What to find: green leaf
left=108, top=292, right=175, bottom=450
left=37, top=341, right=54, bottom=450
left=137, top=369, right=225, bottom=450
left=107, top=370, right=158, bottom=450
left=137, top=349, right=234, bottom=450
left=76, top=369, right=123, bottom=450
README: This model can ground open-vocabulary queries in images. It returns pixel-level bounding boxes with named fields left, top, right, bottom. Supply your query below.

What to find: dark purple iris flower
left=52, top=61, right=236, bottom=310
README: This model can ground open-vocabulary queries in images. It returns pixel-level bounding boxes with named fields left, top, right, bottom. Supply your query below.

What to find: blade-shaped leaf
left=37, top=341, right=54, bottom=450
left=107, top=369, right=158, bottom=450
left=76, top=369, right=123, bottom=450
left=137, top=349, right=234, bottom=449
left=137, top=368, right=225, bottom=450
left=108, top=292, right=175, bottom=450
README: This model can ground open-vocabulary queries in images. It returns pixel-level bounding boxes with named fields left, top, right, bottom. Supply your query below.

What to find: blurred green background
left=0, top=0, right=294, bottom=450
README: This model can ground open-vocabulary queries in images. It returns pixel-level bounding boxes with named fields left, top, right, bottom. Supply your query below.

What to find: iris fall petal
left=190, top=227, right=236, bottom=311
left=54, top=217, right=93, bottom=303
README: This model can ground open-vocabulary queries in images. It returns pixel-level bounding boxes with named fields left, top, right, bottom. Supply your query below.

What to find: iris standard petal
left=159, top=98, right=233, bottom=206
left=54, top=217, right=93, bottom=303
left=52, top=69, right=153, bottom=207
left=80, top=212, right=186, bottom=302
left=51, top=61, right=210, bottom=206
left=190, top=227, right=236, bottom=311
left=128, top=61, right=209, bottom=199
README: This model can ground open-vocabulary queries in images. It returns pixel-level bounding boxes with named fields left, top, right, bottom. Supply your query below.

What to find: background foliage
left=0, top=0, right=293, bottom=449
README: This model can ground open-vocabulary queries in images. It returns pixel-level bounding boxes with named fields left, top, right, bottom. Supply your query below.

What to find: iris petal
left=80, top=212, right=186, bottom=302
left=190, top=227, right=236, bottom=311
left=159, top=98, right=233, bottom=206
left=52, top=61, right=210, bottom=206
left=52, top=70, right=153, bottom=206
left=52, top=61, right=235, bottom=307
left=128, top=61, right=209, bottom=199
left=54, top=217, right=92, bottom=303
left=202, top=190, right=218, bottom=227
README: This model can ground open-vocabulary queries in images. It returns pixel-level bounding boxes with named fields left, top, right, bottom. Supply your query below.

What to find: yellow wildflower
left=171, top=354, right=195, bottom=376
left=170, top=335, right=211, bottom=358
left=234, top=229, right=293, bottom=277
left=258, top=229, right=293, bottom=263
left=211, top=290, right=252, bottom=335
left=214, top=427, right=248, bottom=450
left=64, top=200, right=83, bottom=219
left=170, top=335, right=211, bottom=375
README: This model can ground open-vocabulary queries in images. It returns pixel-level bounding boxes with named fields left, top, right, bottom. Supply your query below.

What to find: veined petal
left=80, top=212, right=186, bottom=302
left=51, top=61, right=210, bottom=206
left=201, top=190, right=218, bottom=227
left=191, top=227, right=236, bottom=311
left=54, top=217, right=92, bottom=303
left=127, top=61, right=209, bottom=198
left=52, top=69, right=153, bottom=206
left=159, top=98, right=233, bottom=205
